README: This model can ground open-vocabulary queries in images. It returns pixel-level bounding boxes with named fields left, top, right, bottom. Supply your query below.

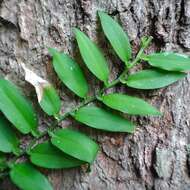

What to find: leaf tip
left=157, top=111, right=163, bottom=116
left=97, top=10, right=104, bottom=17
left=48, top=47, right=57, bottom=56
left=73, top=27, right=80, bottom=35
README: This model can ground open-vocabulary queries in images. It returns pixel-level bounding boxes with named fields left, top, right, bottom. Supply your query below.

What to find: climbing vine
left=0, top=11, right=189, bottom=190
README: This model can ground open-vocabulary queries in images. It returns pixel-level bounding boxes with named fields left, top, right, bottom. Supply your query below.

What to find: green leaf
left=48, top=48, right=88, bottom=98
left=39, top=85, right=61, bottom=116
left=0, top=116, right=20, bottom=155
left=126, top=69, right=186, bottom=89
left=50, top=128, right=99, bottom=163
left=29, top=141, right=85, bottom=169
left=146, top=52, right=190, bottom=71
left=74, top=28, right=109, bottom=84
left=72, top=106, right=135, bottom=133
left=10, top=163, right=53, bottom=190
left=101, top=93, right=161, bottom=116
left=21, top=63, right=61, bottom=116
left=0, top=79, right=38, bottom=135
left=98, top=11, right=131, bottom=63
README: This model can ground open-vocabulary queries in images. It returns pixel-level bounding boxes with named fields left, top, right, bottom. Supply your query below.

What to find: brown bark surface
left=0, top=0, right=190, bottom=189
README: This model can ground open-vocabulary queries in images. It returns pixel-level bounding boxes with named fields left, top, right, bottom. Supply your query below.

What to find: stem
left=58, top=95, right=96, bottom=122
left=128, top=36, right=153, bottom=69
left=0, top=35, right=153, bottom=176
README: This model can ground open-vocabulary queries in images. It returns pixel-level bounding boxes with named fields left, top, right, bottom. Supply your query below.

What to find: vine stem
left=0, top=36, right=153, bottom=175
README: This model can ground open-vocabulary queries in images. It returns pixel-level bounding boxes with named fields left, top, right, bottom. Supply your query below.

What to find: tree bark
left=0, top=0, right=190, bottom=189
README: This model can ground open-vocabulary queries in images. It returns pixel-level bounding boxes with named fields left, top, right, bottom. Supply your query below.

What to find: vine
left=0, top=11, right=189, bottom=190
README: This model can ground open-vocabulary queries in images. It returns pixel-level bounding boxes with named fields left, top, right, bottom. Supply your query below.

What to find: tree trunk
left=0, top=0, right=190, bottom=189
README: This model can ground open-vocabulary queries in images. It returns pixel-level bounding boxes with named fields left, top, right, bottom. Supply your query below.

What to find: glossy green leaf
left=39, top=85, right=61, bottom=116
left=74, top=28, right=109, bottom=84
left=73, top=106, right=135, bottom=133
left=50, top=128, right=99, bottom=163
left=126, top=69, right=186, bottom=89
left=29, top=141, right=85, bottom=169
left=0, top=116, right=20, bottom=154
left=0, top=79, right=38, bottom=135
left=49, top=48, right=88, bottom=98
left=10, top=163, right=52, bottom=190
left=98, top=11, right=131, bottom=63
left=146, top=52, right=190, bottom=71
left=101, top=93, right=161, bottom=116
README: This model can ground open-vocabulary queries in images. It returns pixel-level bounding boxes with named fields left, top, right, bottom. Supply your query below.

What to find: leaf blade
left=0, top=79, right=38, bottom=135
left=29, top=141, right=85, bottom=169
left=74, top=28, right=109, bottom=84
left=98, top=11, right=131, bottom=63
left=49, top=48, right=88, bottom=98
left=146, top=52, right=190, bottom=71
left=50, top=128, right=99, bottom=163
left=39, top=85, right=61, bottom=116
left=73, top=106, right=135, bottom=133
left=10, top=163, right=53, bottom=190
left=126, top=69, right=186, bottom=89
left=101, top=93, right=161, bottom=116
left=0, top=116, right=20, bottom=155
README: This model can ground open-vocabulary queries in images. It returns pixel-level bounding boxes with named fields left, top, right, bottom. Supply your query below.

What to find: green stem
left=58, top=95, right=96, bottom=122
left=128, top=36, right=153, bottom=69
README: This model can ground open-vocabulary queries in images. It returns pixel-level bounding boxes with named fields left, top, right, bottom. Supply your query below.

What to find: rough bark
left=0, top=0, right=190, bottom=189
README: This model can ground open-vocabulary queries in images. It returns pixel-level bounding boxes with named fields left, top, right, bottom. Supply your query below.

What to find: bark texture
left=0, top=0, right=190, bottom=189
